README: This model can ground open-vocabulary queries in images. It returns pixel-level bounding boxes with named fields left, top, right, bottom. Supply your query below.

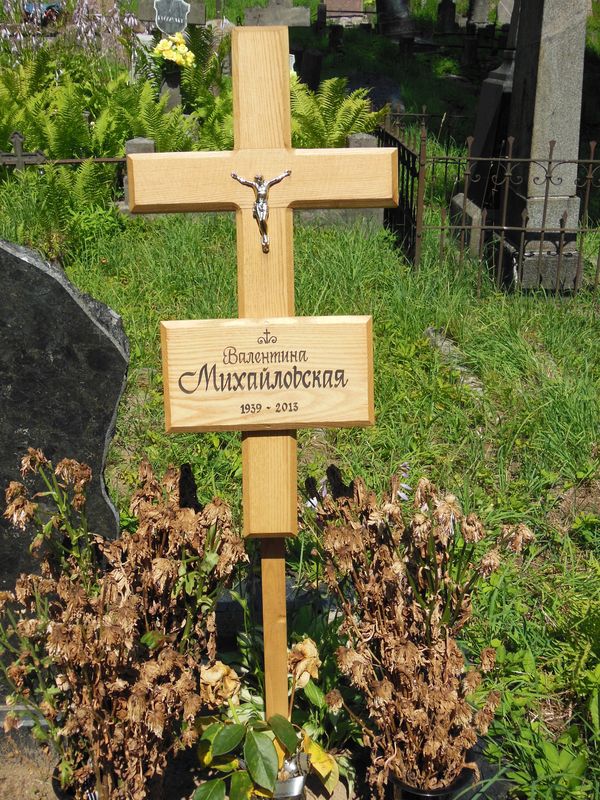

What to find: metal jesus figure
left=231, top=170, right=291, bottom=253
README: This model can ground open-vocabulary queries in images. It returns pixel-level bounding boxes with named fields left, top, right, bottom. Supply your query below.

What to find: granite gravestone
left=151, top=0, right=190, bottom=33
left=497, top=0, right=514, bottom=25
left=137, top=0, right=206, bottom=30
left=244, top=0, right=310, bottom=27
left=376, top=0, right=413, bottom=39
left=468, top=0, right=490, bottom=25
left=437, top=0, right=456, bottom=33
left=0, top=241, right=129, bottom=590
left=504, top=0, right=588, bottom=288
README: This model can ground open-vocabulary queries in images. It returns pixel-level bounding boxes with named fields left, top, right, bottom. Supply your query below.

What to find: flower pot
left=51, top=769, right=98, bottom=800
left=160, top=63, right=182, bottom=110
left=392, top=768, right=473, bottom=800
left=273, top=773, right=307, bottom=799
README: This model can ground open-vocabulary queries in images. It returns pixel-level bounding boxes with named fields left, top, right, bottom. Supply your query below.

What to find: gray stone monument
left=437, top=0, right=456, bottom=33
left=376, top=0, right=414, bottom=38
left=0, top=241, right=129, bottom=589
left=454, top=0, right=590, bottom=289
left=497, top=0, right=514, bottom=25
left=504, top=0, right=588, bottom=288
left=468, top=0, right=490, bottom=25
left=244, top=0, right=310, bottom=27
left=451, top=0, right=520, bottom=251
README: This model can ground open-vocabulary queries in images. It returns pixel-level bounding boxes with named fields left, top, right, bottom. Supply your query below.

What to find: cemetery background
left=0, top=1, right=599, bottom=798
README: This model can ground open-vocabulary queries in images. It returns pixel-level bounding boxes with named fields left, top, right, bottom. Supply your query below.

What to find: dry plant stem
left=315, top=476, right=509, bottom=795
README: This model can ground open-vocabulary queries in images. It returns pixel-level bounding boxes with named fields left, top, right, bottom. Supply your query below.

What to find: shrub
left=1, top=450, right=248, bottom=800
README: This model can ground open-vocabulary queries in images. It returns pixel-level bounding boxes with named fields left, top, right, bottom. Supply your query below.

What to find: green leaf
left=201, top=722, right=223, bottom=743
left=268, top=714, right=298, bottom=755
left=192, top=779, right=226, bottom=800
left=229, top=770, right=254, bottom=800
left=212, top=755, right=239, bottom=773
left=302, top=679, right=326, bottom=710
left=212, top=723, right=246, bottom=757
left=541, top=740, right=560, bottom=766
left=522, top=649, right=536, bottom=676
left=140, top=630, right=167, bottom=650
left=243, top=729, right=278, bottom=792
left=589, top=688, right=599, bottom=736
left=568, top=753, right=587, bottom=777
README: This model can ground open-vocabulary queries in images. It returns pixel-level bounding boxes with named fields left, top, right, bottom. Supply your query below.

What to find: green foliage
left=0, top=42, right=196, bottom=157
left=290, top=75, right=387, bottom=148
left=0, top=163, right=118, bottom=260
left=193, top=714, right=301, bottom=798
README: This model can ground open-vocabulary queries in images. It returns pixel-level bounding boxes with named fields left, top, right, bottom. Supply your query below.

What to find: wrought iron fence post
left=575, top=140, right=596, bottom=292
left=496, top=136, right=515, bottom=288
left=414, top=120, right=427, bottom=268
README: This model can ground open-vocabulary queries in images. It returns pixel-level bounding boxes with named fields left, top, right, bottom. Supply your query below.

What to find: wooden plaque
left=161, top=316, right=374, bottom=432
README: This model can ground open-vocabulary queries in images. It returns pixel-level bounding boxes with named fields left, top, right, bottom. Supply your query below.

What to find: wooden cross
left=0, top=133, right=46, bottom=170
left=128, top=26, right=397, bottom=718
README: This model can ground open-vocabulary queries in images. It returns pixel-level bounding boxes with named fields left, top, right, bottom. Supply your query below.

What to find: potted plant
left=306, top=471, right=534, bottom=799
left=192, top=637, right=339, bottom=800
left=1, top=449, right=248, bottom=800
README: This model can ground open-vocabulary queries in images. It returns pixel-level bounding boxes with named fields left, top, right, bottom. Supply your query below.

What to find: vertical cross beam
left=232, top=28, right=295, bottom=718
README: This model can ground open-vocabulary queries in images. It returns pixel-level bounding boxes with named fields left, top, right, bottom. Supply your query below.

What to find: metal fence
left=0, top=131, right=125, bottom=172
left=3, top=126, right=600, bottom=295
left=376, top=117, right=600, bottom=295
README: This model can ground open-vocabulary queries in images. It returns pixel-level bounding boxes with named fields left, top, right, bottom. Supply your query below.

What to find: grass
left=56, top=210, right=600, bottom=794
left=59, top=210, right=600, bottom=516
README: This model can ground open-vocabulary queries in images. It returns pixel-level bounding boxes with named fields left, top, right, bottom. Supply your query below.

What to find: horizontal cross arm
left=127, top=147, right=398, bottom=213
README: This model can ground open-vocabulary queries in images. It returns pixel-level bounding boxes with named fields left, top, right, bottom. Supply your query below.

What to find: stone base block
left=450, top=193, right=485, bottom=256
left=493, top=237, right=579, bottom=291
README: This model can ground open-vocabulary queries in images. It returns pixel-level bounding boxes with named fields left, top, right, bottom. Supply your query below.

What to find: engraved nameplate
left=161, top=316, right=374, bottom=432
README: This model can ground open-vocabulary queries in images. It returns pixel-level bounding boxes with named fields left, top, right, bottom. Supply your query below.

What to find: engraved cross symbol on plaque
left=127, top=26, right=397, bottom=719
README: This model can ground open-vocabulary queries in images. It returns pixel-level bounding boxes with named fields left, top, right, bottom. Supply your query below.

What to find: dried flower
left=502, top=523, right=535, bottom=553
left=288, top=638, right=321, bottom=689
left=314, top=471, right=503, bottom=796
left=410, top=512, right=431, bottom=548
left=463, top=669, right=482, bottom=694
left=480, top=647, right=497, bottom=673
left=3, top=713, right=20, bottom=733
left=462, top=513, right=485, bottom=543
left=55, top=459, right=92, bottom=492
left=475, top=691, right=501, bottom=735
left=324, top=689, right=344, bottom=712
left=1, top=458, right=246, bottom=800
left=20, top=448, right=49, bottom=476
left=3, top=490, right=37, bottom=529
left=200, top=662, right=241, bottom=708
left=478, top=549, right=501, bottom=577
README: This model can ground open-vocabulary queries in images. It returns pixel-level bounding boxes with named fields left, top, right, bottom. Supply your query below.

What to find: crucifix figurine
left=231, top=170, right=291, bottom=253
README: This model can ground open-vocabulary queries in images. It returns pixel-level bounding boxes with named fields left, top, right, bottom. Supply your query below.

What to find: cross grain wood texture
left=127, top=26, right=398, bottom=718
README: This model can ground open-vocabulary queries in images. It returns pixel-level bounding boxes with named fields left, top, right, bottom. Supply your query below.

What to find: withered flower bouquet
left=1, top=450, right=247, bottom=800
left=310, top=472, right=533, bottom=796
